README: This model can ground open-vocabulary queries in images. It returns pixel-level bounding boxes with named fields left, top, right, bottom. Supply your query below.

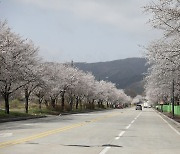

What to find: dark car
left=116, top=104, right=123, bottom=109
left=136, top=104, right=142, bottom=110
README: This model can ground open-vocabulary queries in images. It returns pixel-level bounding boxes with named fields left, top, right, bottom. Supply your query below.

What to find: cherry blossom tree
left=0, top=21, right=131, bottom=114
left=144, top=1, right=180, bottom=104
left=0, top=21, right=39, bottom=114
left=144, top=37, right=180, bottom=103
left=24, top=63, right=45, bottom=113
left=145, top=0, right=180, bottom=37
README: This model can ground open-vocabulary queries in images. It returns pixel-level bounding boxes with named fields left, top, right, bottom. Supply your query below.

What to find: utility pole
left=172, top=79, right=175, bottom=118
left=71, top=60, right=74, bottom=67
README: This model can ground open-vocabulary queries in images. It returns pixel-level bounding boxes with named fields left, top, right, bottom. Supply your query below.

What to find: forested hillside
left=75, top=58, right=148, bottom=97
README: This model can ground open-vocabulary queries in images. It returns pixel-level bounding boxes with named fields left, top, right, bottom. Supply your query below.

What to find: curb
left=0, top=109, right=113, bottom=123
left=155, top=109, right=180, bottom=126
left=0, top=115, right=46, bottom=123
left=59, top=108, right=113, bottom=116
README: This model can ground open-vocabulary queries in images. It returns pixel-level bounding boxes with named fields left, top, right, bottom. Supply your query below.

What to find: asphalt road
left=0, top=108, right=180, bottom=154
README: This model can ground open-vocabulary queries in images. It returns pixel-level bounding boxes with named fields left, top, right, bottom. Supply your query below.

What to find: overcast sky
left=0, top=0, right=161, bottom=63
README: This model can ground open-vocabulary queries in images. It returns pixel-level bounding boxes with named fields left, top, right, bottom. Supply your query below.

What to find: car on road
left=136, top=104, right=142, bottom=110
left=115, top=104, right=123, bottom=109
left=144, top=102, right=148, bottom=108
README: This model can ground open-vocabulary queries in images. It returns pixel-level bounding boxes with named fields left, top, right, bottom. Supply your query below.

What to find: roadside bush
left=86, top=103, right=95, bottom=110
left=64, top=103, right=71, bottom=112
left=55, top=105, right=63, bottom=112
left=100, top=104, right=105, bottom=109
left=30, top=103, right=39, bottom=109
left=10, top=99, right=22, bottom=108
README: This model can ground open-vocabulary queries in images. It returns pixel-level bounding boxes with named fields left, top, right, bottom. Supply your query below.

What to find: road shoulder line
left=157, top=112, right=180, bottom=136
left=99, top=147, right=111, bottom=154
left=158, top=111, right=180, bottom=126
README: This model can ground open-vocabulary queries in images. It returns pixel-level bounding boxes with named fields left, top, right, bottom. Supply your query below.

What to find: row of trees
left=0, top=21, right=132, bottom=114
left=144, top=0, right=180, bottom=104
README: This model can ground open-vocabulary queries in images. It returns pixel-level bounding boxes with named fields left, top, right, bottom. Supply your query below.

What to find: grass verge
left=0, top=109, right=30, bottom=119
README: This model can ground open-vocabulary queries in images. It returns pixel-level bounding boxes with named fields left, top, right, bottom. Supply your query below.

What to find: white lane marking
left=131, top=120, right=135, bottom=124
left=125, top=112, right=142, bottom=130
left=99, top=147, right=111, bottom=154
left=0, top=133, right=13, bottom=137
left=115, top=131, right=126, bottom=140
left=126, top=124, right=131, bottom=129
left=119, top=131, right=125, bottom=137
left=158, top=114, right=180, bottom=136
left=133, top=112, right=142, bottom=120
left=160, top=112, right=180, bottom=126
left=100, top=111, right=142, bottom=153
left=136, top=112, right=142, bottom=118
left=23, top=124, right=37, bottom=126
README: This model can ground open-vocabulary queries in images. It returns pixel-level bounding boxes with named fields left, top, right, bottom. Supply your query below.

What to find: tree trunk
left=25, top=89, right=29, bottom=114
left=39, top=98, right=42, bottom=110
left=55, top=98, right=58, bottom=106
left=4, top=93, right=10, bottom=114
left=88, top=100, right=91, bottom=109
left=101, top=101, right=103, bottom=108
left=61, top=91, right=65, bottom=111
left=107, top=102, right=109, bottom=108
left=76, top=96, right=79, bottom=109
left=44, top=99, right=49, bottom=108
left=51, top=98, right=56, bottom=108
left=92, top=99, right=95, bottom=109
left=98, top=100, right=101, bottom=108
left=25, top=96, right=29, bottom=114
left=80, top=99, right=82, bottom=110
left=70, top=95, right=73, bottom=111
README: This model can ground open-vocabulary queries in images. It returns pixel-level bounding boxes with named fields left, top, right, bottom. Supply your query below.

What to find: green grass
left=0, top=99, right=112, bottom=120
left=0, top=109, right=30, bottom=118
left=0, top=108, right=58, bottom=120
left=29, top=108, right=61, bottom=115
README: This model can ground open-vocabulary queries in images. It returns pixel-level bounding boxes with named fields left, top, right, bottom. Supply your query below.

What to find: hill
left=75, top=57, right=148, bottom=97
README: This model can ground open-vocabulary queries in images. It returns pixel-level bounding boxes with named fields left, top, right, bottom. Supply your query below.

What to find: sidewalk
left=162, top=112, right=180, bottom=123
left=156, top=109, right=180, bottom=125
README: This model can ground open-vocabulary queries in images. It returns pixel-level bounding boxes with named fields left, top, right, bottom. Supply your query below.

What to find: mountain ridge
left=75, top=57, right=148, bottom=97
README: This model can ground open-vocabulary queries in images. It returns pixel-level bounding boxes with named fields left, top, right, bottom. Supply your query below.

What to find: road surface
left=0, top=108, right=180, bottom=154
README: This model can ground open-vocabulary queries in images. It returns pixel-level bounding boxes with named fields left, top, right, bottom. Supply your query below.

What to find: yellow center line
left=0, top=122, right=86, bottom=148
left=0, top=112, right=121, bottom=149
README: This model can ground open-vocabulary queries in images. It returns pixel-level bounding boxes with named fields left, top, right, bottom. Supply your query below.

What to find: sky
left=0, top=0, right=161, bottom=63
